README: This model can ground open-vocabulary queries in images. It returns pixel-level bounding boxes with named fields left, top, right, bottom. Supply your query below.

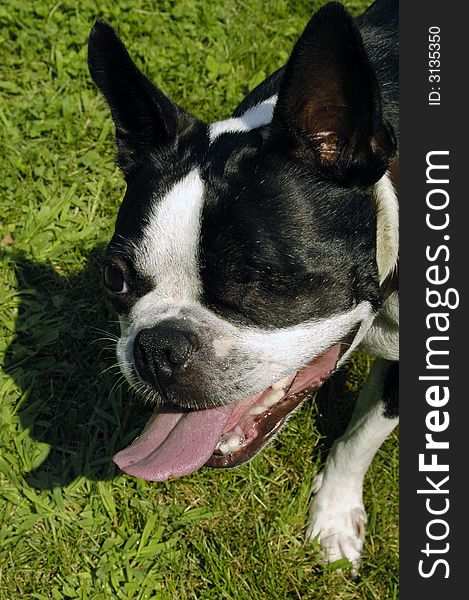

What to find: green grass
left=0, top=0, right=398, bottom=598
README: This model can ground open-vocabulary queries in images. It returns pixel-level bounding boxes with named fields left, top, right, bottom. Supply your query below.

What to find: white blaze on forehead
left=209, top=95, right=278, bottom=142
left=135, top=169, right=204, bottom=305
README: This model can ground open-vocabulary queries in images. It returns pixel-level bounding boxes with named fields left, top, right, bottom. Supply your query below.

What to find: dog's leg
left=306, top=358, right=398, bottom=570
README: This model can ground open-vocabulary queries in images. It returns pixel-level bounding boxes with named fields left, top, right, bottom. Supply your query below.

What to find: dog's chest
left=359, top=291, right=399, bottom=361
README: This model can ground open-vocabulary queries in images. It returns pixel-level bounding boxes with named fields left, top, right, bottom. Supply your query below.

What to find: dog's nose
left=133, top=322, right=198, bottom=386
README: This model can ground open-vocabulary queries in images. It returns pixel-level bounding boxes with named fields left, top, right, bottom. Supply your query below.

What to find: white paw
left=310, top=470, right=324, bottom=493
left=306, top=472, right=366, bottom=571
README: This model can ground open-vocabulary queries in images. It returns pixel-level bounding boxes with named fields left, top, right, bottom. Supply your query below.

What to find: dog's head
left=88, top=2, right=397, bottom=480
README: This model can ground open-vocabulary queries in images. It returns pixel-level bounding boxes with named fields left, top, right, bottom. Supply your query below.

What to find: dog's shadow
left=3, top=248, right=358, bottom=490
left=2, top=248, right=153, bottom=489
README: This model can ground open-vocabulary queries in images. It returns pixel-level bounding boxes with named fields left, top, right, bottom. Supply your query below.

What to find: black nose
left=133, top=322, right=198, bottom=387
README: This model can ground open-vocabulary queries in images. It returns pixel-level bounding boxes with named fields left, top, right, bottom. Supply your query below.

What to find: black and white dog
left=88, top=0, right=398, bottom=568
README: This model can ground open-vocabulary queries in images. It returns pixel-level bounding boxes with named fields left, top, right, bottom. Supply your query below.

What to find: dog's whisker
left=97, top=344, right=118, bottom=354
left=98, top=363, right=122, bottom=379
left=90, top=326, right=119, bottom=339
left=92, top=337, right=119, bottom=345
left=108, top=374, right=127, bottom=399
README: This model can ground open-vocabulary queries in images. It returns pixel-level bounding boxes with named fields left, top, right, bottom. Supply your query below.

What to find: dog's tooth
left=272, top=376, right=290, bottom=391
left=249, top=406, right=266, bottom=416
left=263, top=389, right=284, bottom=408
left=227, top=435, right=243, bottom=450
left=219, top=442, right=231, bottom=455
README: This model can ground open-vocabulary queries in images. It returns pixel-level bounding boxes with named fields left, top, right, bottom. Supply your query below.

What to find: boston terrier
left=88, top=0, right=398, bottom=569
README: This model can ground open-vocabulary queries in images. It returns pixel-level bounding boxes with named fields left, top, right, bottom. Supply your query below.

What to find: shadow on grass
left=3, top=248, right=153, bottom=489
left=315, top=369, right=358, bottom=450
left=3, top=248, right=360, bottom=490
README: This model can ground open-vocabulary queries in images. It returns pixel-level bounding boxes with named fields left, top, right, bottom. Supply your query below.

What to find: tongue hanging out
left=113, top=343, right=342, bottom=481
left=113, top=405, right=235, bottom=481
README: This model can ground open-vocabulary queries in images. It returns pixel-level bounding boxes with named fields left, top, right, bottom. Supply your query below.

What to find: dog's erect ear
left=272, top=2, right=395, bottom=187
left=88, top=19, right=197, bottom=177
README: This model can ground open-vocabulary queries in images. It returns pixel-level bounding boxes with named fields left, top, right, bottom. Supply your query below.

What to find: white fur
left=358, top=171, right=399, bottom=361
left=310, top=169, right=399, bottom=567
left=120, top=291, right=375, bottom=391
left=302, top=166, right=399, bottom=570
left=113, top=82, right=400, bottom=572
left=118, top=115, right=400, bottom=382
left=360, top=291, right=399, bottom=361
left=209, top=95, right=277, bottom=142
left=135, top=169, right=204, bottom=302
left=236, top=302, right=372, bottom=371
left=374, top=172, right=399, bottom=284
left=119, top=159, right=378, bottom=391
left=307, top=359, right=399, bottom=567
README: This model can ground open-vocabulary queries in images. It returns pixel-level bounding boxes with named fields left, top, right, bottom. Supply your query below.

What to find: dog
left=88, top=0, right=399, bottom=569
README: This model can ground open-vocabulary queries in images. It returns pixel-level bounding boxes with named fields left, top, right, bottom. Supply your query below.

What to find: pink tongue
left=113, top=404, right=234, bottom=481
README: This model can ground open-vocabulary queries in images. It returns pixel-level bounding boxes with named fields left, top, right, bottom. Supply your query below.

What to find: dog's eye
left=104, top=263, right=128, bottom=294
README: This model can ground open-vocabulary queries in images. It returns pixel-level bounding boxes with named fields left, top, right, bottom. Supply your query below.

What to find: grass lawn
left=0, top=0, right=398, bottom=598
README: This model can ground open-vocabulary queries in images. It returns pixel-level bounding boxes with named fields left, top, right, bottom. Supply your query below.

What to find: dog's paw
left=306, top=474, right=366, bottom=571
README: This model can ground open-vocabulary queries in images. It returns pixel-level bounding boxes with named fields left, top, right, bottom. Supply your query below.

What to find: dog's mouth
left=113, top=338, right=351, bottom=482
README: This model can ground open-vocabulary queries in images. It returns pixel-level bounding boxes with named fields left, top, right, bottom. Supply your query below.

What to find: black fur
left=102, top=129, right=209, bottom=315
left=88, top=18, right=201, bottom=179
left=270, top=2, right=396, bottom=188
left=86, top=0, right=400, bottom=424
left=383, top=361, right=399, bottom=418
left=89, top=0, right=398, bottom=331
left=199, top=138, right=381, bottom=327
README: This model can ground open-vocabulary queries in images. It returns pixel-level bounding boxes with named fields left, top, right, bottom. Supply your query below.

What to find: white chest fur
left=359, top=171, right=399, bottom=361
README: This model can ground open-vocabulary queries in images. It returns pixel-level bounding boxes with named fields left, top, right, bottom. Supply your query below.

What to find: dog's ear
left=271, top=2, right=396, bottom=187
left=88, top=19, right=197, bottom=177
